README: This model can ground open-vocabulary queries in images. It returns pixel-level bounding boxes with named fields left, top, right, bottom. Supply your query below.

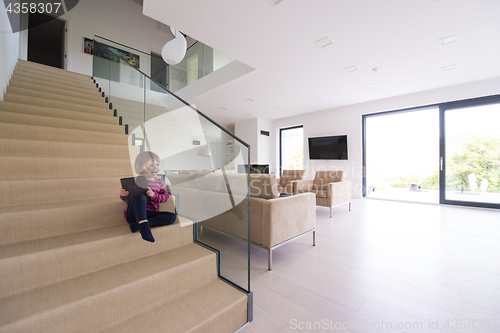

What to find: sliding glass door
left=363, top=94, right=500, bottom=209
left=440, top=97, right=500, bottom=208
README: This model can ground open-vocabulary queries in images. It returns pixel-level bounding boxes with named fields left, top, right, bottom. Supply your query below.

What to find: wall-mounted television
left=308, top=135, right=348, bottom=160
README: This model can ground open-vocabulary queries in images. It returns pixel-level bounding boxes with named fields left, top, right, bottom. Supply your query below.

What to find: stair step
left=0, top=177, right=128, bottom=208
left=0, top=243, right=214, bottom=333
left=17, top=60, right=91, bottom=80
left=104, top=279, right=248, bottom=333
left=0, top=122, right=128, bottom=145
left=0, top=222, right=194, bottom=298
left=8, top=78, right=106, bottom=103
left=0, top=101, right=116, bottom=124
left=0, top=156, right=131, bottom=180
left=12, top=68, right=96, bottom=91
left=0, top=110, right=123, bottom=134
left=0, top=198, right=125, bottom=246
left=0, top=138, right=130, bottom=159
left=6, top=85, right=108, bottom=109
left=9, top=76, right=102, bottom=98
left=13, top=66, right=94, bottom=86
left=3, top=93, right=111, bottom=116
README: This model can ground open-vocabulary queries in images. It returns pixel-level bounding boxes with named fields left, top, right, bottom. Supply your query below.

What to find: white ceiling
left=143, top=0, right=500, bottom=128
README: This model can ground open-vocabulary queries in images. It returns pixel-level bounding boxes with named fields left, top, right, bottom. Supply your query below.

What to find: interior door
left=28, top=12, right=65, bottom=68
left=440, top=96, right=500, bottom=209
left=150, top=52, right=167, bottom=92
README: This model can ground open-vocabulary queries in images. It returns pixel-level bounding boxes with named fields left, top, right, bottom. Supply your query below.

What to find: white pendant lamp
left=161, top=27, right=187, bottom=65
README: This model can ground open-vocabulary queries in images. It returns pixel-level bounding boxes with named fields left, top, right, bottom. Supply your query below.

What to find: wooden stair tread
left=104, top=279, right=248, bottom=333
left=17, top=60, right=91, bottom=79
left=3, top=93, right=112, bottom=115
left=0, top=122, right=128, bottom=145
left=8, top=79, right=106, bottom=102
left=0, top=244, right=216, bottom=330
left=0, top=137, right=130, bottom=159
left=6, top=85, right=108, bottom=109
left=9, top=76, right=103, bottom=98
left=0, top=222, right=194, bottom=298
left=0, top=100, right=116, bottom=123
left=0, top=197, right=122, bottom=214
left=0, top=110, right=123, bottom=134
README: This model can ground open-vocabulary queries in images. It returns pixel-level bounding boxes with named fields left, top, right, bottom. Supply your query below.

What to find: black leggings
left=126, top=194, right=176, bottom=228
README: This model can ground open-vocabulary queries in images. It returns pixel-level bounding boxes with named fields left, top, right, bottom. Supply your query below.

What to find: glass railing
left=92, top=38, right=251, bottom=294
left=93, top=35, right=234, bottom=94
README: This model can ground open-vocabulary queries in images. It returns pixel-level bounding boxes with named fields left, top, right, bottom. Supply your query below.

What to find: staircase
left=0, top=60, right=248, bottom=333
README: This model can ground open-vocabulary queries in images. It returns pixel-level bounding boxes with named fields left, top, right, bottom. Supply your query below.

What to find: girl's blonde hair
left=134, top=151, right=160, bottom=174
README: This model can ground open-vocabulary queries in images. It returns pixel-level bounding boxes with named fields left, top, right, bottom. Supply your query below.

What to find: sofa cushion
left=313, top=171, right=344, bottom=189
left=194, top=172, right=226, bottom=192
left=250, top=174, right=279, bottom=199
left=279, top=170, right=306, bottom=188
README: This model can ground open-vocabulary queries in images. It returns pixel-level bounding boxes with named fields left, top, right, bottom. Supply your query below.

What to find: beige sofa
left=276, top=170, right=306, bottom=194
left=165, top=171, right=316, bottom=270
left=295, top=171, right=351, bottom=218
left=246, top=174, right=316, bottom=270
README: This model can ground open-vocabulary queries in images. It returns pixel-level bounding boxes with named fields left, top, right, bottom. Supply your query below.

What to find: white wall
left=0, top=9, right=21, bottom=100
left=257, top=118, right=271, bottom=165
left=59, top=0, right=170, bottom=76
left=271, top=77, right=500, bottom=199
left=235, top=118, right=258, bottom=163
left=234, top=118, right=271, bottom=165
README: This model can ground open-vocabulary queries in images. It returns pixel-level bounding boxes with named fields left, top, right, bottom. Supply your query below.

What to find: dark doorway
left=150, top=52, right=168, bottom=92
left=28, top=12, right=65, bottom=69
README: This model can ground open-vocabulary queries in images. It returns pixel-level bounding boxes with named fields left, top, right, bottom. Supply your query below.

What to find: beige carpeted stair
left=0, top=60, right=248, bottom=333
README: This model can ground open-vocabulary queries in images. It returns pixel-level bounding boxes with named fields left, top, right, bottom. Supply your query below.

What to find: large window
left=363, top=94, right=500, bottom=209
left=364, top=108, right=439, bottom=204
left=280, top=126, right=303, bottom=175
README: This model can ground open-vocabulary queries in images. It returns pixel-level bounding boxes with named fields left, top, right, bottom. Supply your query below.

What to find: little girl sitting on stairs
left=119, top=151, right=176, bottom=242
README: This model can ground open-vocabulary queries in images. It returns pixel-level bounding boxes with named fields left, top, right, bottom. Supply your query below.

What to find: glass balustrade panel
left=144, top=78, right=250, bottom=291
left=94, top=43, right=250, bottom=293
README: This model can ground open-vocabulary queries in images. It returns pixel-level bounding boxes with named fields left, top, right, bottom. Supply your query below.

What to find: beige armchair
left=295, top=171, right=351, bottom=218
left=249, top=174, right=316, bottom=270
left=276, top=170, right=306, bottom=194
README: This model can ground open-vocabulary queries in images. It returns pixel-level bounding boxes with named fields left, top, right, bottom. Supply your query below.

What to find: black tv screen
left=308, top=135, right=348, bottom=160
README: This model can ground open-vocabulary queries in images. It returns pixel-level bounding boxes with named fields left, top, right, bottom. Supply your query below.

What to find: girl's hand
left=120, top=188, right=129, bottom=197
left=146, top=188, right=154, bottom=199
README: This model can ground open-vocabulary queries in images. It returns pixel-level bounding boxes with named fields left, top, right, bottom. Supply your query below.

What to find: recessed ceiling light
left=438, top=34, right=457, bottom=46
left=314, top=36, right=333, bottom=48
left=245, top=98, right=255, bottom=102
left=364, top=84, right=375, bottom=89
left=218, top=107, right=227, bottom=110
left=267, top=0, right=284, bottom=5
left=344, top=65, right=358, bottom=73
left=245, top=114, right=253, bottom=117
left=272, top=107, right=281, bottom=110
left=441, top=64, right=456, bottom=71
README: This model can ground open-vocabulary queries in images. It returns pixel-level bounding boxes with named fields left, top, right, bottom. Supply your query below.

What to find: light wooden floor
left=240, top=199, right=500, bottom=333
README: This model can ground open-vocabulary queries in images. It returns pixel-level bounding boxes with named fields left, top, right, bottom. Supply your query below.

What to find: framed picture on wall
left=92, top=40, right=141, bottom=69
left=83, top=37, right=93, bottom=55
